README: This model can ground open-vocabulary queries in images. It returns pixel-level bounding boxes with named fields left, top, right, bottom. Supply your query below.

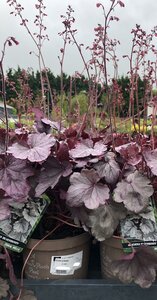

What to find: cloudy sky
left=1, top=0, right=157, bottom=76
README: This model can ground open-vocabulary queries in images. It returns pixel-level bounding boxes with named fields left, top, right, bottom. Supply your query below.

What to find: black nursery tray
left=22, top=279, right=157, bottom=300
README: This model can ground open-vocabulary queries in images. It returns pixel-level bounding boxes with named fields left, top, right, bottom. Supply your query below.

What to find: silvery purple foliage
left=110, top=246, right=157, bottom=288
left=143, top=149, right=157, bottom=176
left=0, top=156, right=33, bottom=200
left=66, top=169, right=110, bottom=209
left=8, top=132, right=56, bottom=162
left=87, top=203, right=126, bottom=241
left=114, top=170, right=153, bottom=213
left=69, top=139, right=107, bottom=158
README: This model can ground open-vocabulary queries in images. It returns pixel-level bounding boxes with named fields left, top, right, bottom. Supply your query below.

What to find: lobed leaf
left=115, top=142, right=141, bottom=166
left=70, top=206, right=89, bottom=230
left=69, top=139, right=107, bottom=158
left=8, top=133, right=56, bottom=162
left=114, top=171, right=153, bottom=213
left=41, top=118, right=64, bottom=131
left=0, top=201, right=11, bottom=220
left=87, top=203, right=126, bottom=241
left=110, top=246, right=157, bottom=288
left=143, top=149, right=157, bottom=175
left=127, top=171, right=154, bottom=198
left=0, top=156, right=33, bottom=200
left=35, top=157, right=68, bottom=197
left=66, top=169, right=110, bottom=209
left=95, top=155, right=120, bottom=184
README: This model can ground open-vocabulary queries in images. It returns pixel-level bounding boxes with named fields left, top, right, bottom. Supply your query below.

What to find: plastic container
left=100, top=237, right=128, bottom=279
left=23, top=232, right=91, bottom=279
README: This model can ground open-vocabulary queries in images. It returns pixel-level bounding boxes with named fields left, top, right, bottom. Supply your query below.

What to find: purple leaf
left=87, top=203, right=126, bottom=241
left=35, top=120, right=51, bottom=134
left=74, top=158, right=92, bottom=168
left=66, top=169, right=110, bottom=209
left=0, top=156, right=33, bottom=200
left=70, top=206, right=89, bottom=230
left=110, top=246, right=157, bottom=288
left=5, top=179, right=30, bottom=201
left=62, top=161, right=73, bottom=177
left=143, top=149, right=157, bottom=175
left=36, top=118, right=64, bottom=134
left=127, top=171, right=153, bottom=198
left=0, top=202, right=11, bottom=220
left=31, top=107, right=45, bottom=121
left=0, top=188, right=5, bottom=198
left=114, top=171, right=153, bottom=213
left=56, top=142, right=69, bottom=161
left=8, top=133, right=56, bottom=162
left=115, top=142, right=141, bottom=166
left=0, top=278, right=9, bottom=298
left=69, top=139, right=107, bottom=158
left=92, top=141, right=107, bottom=156
left=69, top=139, right=93, bottom=158
left=15, top=127, right=29, bottom=135
left=41, top=118, right=64, bottom=131
left=95, top=154, right=120, bottom=184
left=35, top=157, right=67, bottom=197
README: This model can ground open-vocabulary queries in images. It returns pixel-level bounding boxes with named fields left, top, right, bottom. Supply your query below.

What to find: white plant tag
left=50, top=251, right=83, bottom=275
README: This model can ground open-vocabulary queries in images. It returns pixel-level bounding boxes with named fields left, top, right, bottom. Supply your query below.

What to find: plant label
left=50, top=251, right=83, bottom=275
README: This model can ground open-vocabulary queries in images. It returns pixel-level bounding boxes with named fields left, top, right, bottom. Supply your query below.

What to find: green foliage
left=2, top=68, right=150, bottom=123
left=117, top=76, right=146, bottom=117
left=4, top=67, right=89, bottom=104
left=54, top=91, right=88, bottom=120
left=0, top=120, right=15, bottom=129
left=71, top=92, right=88, bottom=115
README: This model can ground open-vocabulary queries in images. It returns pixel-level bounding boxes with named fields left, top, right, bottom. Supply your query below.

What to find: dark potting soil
left=31, top=223, right=84, bottom=240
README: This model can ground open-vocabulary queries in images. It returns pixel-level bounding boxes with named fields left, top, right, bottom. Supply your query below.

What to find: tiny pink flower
left=117, top=1, right=125, bottom=7
left=96, top=3, right=101, bottom=8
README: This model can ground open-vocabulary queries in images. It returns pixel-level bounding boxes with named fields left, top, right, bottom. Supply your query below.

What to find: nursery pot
left=23, top=232, right=91, bottom=279
left=100, top=237, right=128, bottom=279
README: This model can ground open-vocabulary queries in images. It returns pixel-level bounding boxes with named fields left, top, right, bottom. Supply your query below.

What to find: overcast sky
left=1, top=0, right=157, bottom=76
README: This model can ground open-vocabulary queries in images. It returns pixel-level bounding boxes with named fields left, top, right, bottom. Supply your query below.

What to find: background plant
left=7, top=0, right=54, bottom=116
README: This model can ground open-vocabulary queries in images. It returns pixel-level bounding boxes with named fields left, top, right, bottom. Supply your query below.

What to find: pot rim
left=26, top=232, right=91, bottom=251
left=100, top=236, right=123, bottom=250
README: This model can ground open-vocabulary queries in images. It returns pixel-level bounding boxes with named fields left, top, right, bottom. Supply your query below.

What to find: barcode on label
left=56, top=270, right=67, bottom=274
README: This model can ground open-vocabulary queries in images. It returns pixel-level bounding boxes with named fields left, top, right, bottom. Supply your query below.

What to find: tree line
left=0, top=67, right=147, bottom=118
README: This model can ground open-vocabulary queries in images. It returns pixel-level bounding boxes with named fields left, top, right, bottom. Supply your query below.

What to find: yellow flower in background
left=131, top=123, right=147, bottom=133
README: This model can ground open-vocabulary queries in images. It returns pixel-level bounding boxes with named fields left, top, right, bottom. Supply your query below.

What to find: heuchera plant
left=1, top=118, right=157, bottom=288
